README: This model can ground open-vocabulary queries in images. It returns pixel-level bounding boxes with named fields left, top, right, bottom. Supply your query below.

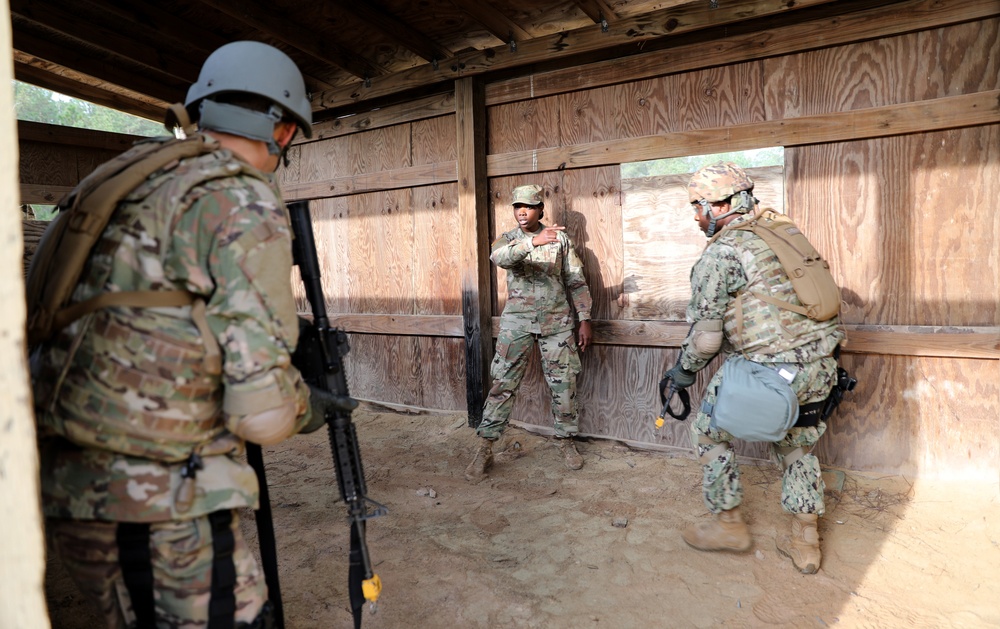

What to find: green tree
left=13, top=82, right=162, bottom=136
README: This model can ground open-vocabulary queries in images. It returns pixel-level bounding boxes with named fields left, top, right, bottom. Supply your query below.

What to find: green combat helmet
left=688, top=161, right=757, bottom=236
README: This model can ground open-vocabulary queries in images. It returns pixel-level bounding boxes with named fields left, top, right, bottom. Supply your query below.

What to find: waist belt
left=795, top=400, right=825, bottom=427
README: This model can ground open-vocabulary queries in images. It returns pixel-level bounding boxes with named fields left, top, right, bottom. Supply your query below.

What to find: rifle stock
left=287, top=200, right=387, bottom=625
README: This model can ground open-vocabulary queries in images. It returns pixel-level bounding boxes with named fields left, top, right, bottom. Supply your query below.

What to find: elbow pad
left=690, top=319, right=724, bottom=360
left=223, top=369, right=302, bottom=445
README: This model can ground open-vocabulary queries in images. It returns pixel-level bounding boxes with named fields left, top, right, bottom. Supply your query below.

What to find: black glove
left=661, top=362, right=697, bottom=396
left=301, top=384, right=359, bottom=434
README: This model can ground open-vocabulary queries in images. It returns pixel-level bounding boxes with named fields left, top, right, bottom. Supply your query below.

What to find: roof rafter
left=447, top=0, right=532, bottom=43
left=325, top=0, right=454, bottom=63
left=193, top=0, right=388, bottom=80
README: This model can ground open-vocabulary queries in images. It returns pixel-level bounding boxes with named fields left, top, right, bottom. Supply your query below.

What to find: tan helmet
left=687, top=161, right=754, bottom=203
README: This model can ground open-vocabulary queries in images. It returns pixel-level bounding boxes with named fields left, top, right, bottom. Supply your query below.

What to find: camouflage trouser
left=48, top=510, right=266, bottom=628
left=691, top=356, right=837, bottom=516
left=478, top=327, right=582, bottom=439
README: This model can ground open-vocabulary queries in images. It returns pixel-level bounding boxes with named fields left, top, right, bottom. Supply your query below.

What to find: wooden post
left=0, top=2, right=52, bottom=625
left=455, top=77, right=492, bottom=427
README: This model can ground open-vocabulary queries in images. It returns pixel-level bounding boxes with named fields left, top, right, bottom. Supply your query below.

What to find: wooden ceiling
left=10, top=0, right=893, bottom=124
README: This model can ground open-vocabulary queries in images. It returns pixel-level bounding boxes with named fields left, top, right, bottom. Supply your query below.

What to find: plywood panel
left=416, top=336, right=466, bottom=410
left=18, top=142, right=116, bottom=187
left=486, top=97, right=561, bottom=155
left=764, top=19, right=1000, bottom=119
left=412, top=183, right=462, bottom=315
left=787, top=125, right=1000, bottom=327
left=411, top=114, right=457, bottom=165
left=347, top=189, right=416, bottom=315
left=347, top=124, right=412, bottom=174
left=620, top=166, right=785, bottom=321
left=562, top=166, right=623, bottom=321
left=670, top=62, right=767, bottom=131
left=304, top=196, right=352, bottom=314
left=296, top=133, right=350, bottom=185
left=816, top=353, right=1000, bottom=478
left=344, top=333, right=422, bottom=407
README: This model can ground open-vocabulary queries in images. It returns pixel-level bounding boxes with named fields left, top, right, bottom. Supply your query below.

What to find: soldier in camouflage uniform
left=465, top=184, right=594, bottom=482
left=31, top=42, right=348, bottom=628
left=661, top=162, right=844, bottom=574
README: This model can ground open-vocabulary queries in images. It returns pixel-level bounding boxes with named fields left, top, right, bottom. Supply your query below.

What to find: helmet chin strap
left=699, top=191, right=756, bottom=237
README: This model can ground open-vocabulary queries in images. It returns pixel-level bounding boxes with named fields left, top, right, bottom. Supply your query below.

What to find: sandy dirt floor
left=45, top=405, right=1000, bottom=629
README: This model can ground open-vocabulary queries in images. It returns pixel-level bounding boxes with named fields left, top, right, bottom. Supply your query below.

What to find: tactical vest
left=32, top=141, right=273, bottom=462
left=714, top=227, right=842, bottom=362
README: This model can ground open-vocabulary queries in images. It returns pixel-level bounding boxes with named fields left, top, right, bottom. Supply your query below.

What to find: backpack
left=25, top=132, right=219, bottom=349
left=715, top=208, right=841, bottom=322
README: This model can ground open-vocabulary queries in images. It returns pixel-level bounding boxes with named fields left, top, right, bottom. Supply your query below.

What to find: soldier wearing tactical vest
left=465, top=184, right=594, bottom=482
left=31, top=42, right=347, bottom=627
left=663, top=162, right=844, bottom=574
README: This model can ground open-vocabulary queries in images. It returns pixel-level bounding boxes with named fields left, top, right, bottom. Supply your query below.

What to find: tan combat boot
left=681, top=506, right=752, bottom=552
left=558, top=438, right=584, bottom=470
left=464, top=438, right=494, bottom=483
left=776, top=513, right=821, bottom=574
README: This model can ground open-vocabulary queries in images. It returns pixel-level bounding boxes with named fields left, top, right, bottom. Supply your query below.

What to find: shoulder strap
left=26, top=134, right=220, bottom=348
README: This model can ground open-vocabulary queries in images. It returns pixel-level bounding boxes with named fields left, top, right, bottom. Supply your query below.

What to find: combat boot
left=776, top=513, right=821, bottom=574
left=464, top=438, right=494, bottom=483
left=557, top=438, right=584, bottom=470
left=682, top=506, right=752, bottom=552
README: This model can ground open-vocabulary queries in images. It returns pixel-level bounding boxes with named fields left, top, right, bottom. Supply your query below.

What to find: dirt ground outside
left=46, top=405, right=1000, bottom=629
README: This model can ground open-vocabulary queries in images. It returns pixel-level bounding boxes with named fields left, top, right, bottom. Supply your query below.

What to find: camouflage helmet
left=688, top=162, right=754, bottom=204
left=186, top=41, right=313, bottom=139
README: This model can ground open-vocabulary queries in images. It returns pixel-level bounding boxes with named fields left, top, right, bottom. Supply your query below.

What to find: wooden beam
left=10, top=0, right=202, bottom=83
left=12, top=30, right=186, bottom=104
left=315, top=0, right=841, bottom=110
left=455, top=77, right=492, bottom=427
left=20, top=184, right=72, bottom=205
left=307, top=92, right=455, bottom=141
left=487, top=0, right=1000, bottom=105
left=574, top=0, right=619, bottom=26
left=326, top=0, right=454, bottom=64
left=195, top=0, right=386, bottom=80
left=17, top=120, right=144, bottom=150
left=282, top=160, right=456, bottom=201
left=13, top=59, right=168, bottom=122
left=311, top=314, right=1000, bottom=360
left=487, top=90, right=1000, bottom=176
left=447, top=0, right=532, bottom=42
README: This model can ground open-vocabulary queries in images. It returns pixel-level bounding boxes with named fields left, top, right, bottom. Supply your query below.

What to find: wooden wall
left=274, top=1, right=1000, bottom=479
left=18, top=0, right=1000, bottom=479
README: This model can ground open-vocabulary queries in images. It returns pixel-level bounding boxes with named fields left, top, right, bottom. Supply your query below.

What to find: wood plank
left=308, top=93, right=455, bottom=141
left=815, top=354, right=1000, bottom=477
left=487, top=90, right=1000, bottom=176
left=486, top=0, right=1000, bottom=104
left=282, top=160, right=456, bottom=201
left=17, top=120, right=143, bottom=150
left=13, top=60, right=168, bottom=122
left=298, top=313, right=1000, bottom=360
left=764, top=18, right=999, bottom=118
left=19, top=183, right=71, bottom=205
left=561, top=167, right=624, bottom=321
left=314, top=0, right=841, bottom=109
left=788, top=125, right=1000, bottom=329
left=447, top=0, right=532, bottom=42
left=455, top=77, right=492, bottom=426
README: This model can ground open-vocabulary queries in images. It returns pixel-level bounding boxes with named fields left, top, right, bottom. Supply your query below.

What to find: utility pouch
left=708, top=355, right=798, bottom=442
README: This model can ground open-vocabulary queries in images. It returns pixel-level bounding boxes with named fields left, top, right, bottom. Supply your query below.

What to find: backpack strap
left=51, top=290, right=195, bottom=333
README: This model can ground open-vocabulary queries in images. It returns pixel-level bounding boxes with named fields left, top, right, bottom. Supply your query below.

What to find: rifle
left=287, top=200, right=388, bottom=629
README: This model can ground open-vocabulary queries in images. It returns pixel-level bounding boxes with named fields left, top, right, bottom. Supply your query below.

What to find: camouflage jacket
left=33, top=145, right=312, bottom=522
left=491, top=224, right=592, bottom=335
left=681, top=213, right=843, bottom=372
